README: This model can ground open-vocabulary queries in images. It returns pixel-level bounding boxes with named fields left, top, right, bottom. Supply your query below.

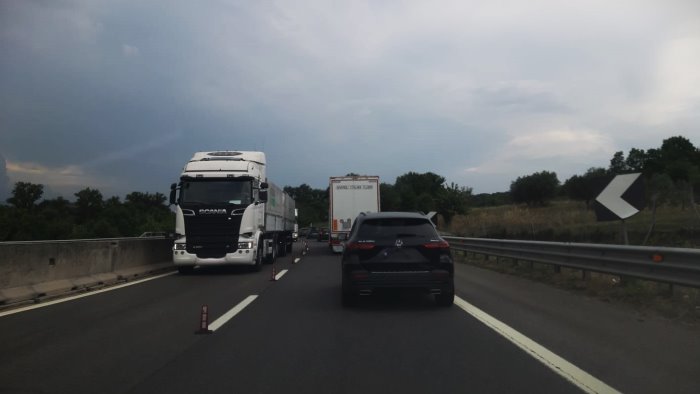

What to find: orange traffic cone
left=195, top=304, right=213, bottom=334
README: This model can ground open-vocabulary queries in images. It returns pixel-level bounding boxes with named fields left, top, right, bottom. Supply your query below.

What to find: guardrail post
left=554, top=265, right=561, bottom=274
left=581, top=270, right=588, bottom=280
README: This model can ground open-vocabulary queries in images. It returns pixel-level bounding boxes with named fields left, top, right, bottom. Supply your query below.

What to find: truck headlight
left=174, top=243, right=187, bottom=250
left=238, top=242, right=253, bottom=249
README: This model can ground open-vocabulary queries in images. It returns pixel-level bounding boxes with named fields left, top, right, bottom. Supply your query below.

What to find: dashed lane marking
left=209, top=295, right=258, bottom=332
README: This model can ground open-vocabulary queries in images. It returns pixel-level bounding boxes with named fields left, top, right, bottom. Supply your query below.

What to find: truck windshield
left=180, top=179, right=252, bottom=205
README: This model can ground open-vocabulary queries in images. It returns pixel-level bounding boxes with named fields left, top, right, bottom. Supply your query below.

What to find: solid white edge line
left=0, top=271, right=177, bottom=318
left=454, top=296, right=621, bottom=394
left=275, top=269, right=289, bottom=281
left=209, top=295, right=258, bottom=331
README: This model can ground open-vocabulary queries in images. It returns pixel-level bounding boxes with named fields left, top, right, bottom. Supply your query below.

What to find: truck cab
left=170, top=151, right=294, bottom=274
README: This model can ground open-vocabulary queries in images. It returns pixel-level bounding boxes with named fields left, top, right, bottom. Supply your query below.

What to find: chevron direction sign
left=594, top=173, right=645, bottom=222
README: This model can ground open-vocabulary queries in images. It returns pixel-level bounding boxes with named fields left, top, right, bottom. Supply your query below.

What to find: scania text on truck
left=329, top=175, right=380, bottom=253
left=169, top=151, right=295, bottom=274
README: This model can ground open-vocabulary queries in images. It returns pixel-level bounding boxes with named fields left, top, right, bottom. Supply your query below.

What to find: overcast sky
left=1, top=0, right=699, bottom=201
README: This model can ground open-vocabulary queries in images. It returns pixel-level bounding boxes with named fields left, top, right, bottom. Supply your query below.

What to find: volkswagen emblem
left=395, top=239, right=403, bottom=248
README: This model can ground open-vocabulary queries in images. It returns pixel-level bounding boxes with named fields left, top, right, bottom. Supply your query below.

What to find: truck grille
left=184, top=213, right=243, bottom=257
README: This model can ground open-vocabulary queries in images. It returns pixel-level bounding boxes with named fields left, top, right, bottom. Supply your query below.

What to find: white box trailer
left=329, top=176, right=380, bottom=253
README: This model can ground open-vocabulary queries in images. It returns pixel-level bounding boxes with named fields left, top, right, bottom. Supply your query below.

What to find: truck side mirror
left=169, top=183, right=177, bottom=206
left=259, top=190, right=268, bottom=202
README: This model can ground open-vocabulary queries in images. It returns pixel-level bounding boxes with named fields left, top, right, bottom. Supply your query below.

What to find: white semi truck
left=169, top=151, right=295, bottom=274
left=328, top=175, right=381, bottom=253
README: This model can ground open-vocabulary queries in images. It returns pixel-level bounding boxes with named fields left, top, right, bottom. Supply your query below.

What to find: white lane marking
left=275, top=269, right=288, bottom=281
left=454, top=296, right=621, bottom=394
left=0, top=272, right=177, bottom=318
left=209, top=295, right=258, bottom=332
left=293, top=258, right=301, bottom=264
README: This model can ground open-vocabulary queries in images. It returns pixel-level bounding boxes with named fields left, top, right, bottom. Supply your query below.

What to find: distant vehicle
left=169, top=151, right=295, bottom=274
left=307, top=229, right=319, bottom=240
left=341, top=212, right=454, bottom=307
left=328, top=175, right=380, bottom=253
left=318, top=227, right=329, bottom=242
left=299, top=227, right=310, bottom=238
left=330, top=232, right=348, bottom=250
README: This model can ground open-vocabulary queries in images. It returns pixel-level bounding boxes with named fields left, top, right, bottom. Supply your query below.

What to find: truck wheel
left=252, top=241, right=263, bottom=272
left=265, top=237, right=276, bottom=263
left=278, top=238, right=287, bottom=257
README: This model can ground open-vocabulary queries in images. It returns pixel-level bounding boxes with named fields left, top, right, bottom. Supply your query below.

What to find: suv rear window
left=357, top=218, right=438, bottom=240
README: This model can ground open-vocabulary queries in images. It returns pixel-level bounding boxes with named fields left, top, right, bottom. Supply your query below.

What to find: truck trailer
left=328, top=175, right=380, bottom=253
left=169, top=151, right=295, bottom=273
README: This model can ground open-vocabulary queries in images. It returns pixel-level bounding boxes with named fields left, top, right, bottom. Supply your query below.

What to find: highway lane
left=128, top=241, right=579, bottom=394
left=454, top=262, right=700, bottom=394
left=0, top=247, right=300, bottom=394
left=1, top=240, right=697, bottom=393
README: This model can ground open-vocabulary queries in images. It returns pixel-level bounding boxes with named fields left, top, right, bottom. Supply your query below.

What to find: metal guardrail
left=0, top=236, right=171, bottom=246
left=444, top=236, right=700, bottom=288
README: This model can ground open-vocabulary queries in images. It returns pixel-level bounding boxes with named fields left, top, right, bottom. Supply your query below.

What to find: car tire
left=278, top=238, right=287, bottom=257
left=435, top=291, right=454, bottom=307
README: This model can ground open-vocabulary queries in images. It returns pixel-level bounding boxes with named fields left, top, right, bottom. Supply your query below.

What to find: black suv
left=341, top=212, right=454, bottom=307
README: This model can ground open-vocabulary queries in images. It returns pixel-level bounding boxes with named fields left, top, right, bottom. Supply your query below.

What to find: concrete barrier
left=0, top=238, right=174, bottom=305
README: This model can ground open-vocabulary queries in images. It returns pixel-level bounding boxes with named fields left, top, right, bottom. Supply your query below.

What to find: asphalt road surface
left=0, top=241, right=698, bottom=394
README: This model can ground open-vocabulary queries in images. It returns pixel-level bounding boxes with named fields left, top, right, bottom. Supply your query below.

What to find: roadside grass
left=454, top=251, right=700, bottom=327
left=448, top=200, right=700, bottom=247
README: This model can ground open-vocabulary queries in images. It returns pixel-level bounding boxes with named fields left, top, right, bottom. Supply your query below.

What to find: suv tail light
left=345, top=242, right=376, bottom=250
left=423, top=241, right=450, bottom=249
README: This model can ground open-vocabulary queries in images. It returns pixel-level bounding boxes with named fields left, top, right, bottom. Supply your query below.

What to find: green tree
left=437, top=182, right=472, bottom=224
left=75, top=188, right=104, bottom=224
left=284, top=184, right=328, bottom=226
left=625, top=148, right=647, bottom=172
left=380, top=183, right=400, bottom=211
left=562, top=167, right=608, bottom=208
left=394, top=172, right=445, bottom=211
left=7, top=182, right=43, bottom=209
left=609, top=151, right=629, bottom=173
left=510, top=171, right=560, bottom=207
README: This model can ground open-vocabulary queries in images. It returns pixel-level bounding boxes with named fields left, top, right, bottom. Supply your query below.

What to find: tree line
left=3, top=135, right=693, bottom=241
left=0, top=182, right=174, bottom=241
left=1, top=171, right=473, bottom=241
left=509, top=135, right=700, bottom=209
left=284, top=172, right=473, bottom=228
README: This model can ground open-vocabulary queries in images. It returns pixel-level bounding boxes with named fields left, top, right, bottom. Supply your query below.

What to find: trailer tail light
left=423, top=241, right=450, bottom=249
left=345, top=242, right=375, bottom=250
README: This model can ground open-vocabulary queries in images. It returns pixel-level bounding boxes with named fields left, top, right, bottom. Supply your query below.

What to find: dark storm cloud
left=1, top=0, right=699, bottom=196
